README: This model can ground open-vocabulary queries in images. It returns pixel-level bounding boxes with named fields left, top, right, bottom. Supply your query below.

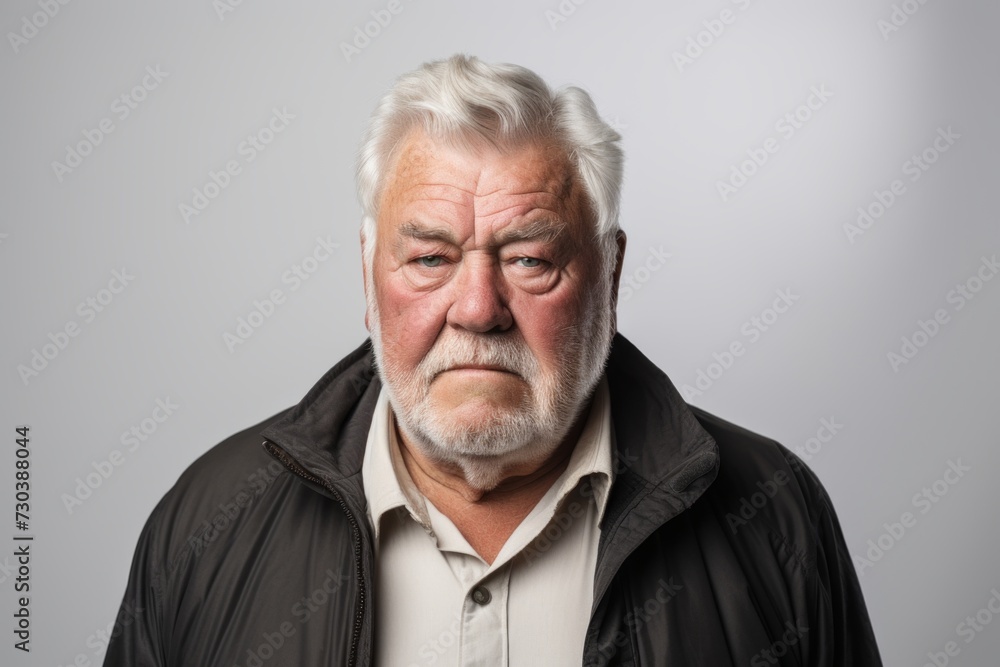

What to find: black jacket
left=104, top=334, right=882, bottom=666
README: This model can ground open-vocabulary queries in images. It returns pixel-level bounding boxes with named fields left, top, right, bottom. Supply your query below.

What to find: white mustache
left=418, top=334, right=538, bottom=381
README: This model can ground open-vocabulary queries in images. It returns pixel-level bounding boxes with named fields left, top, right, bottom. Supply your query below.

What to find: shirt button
left=471, top=586, right=492, bottom=605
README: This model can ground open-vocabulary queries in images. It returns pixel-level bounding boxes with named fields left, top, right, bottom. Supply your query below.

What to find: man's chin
left=426, top=396, right=526, bottom=427
left=416, top=417, right=532, bottom=458
left=428, top=371, right=528, bottom=409
left=399, top=413, right=554, bottom=484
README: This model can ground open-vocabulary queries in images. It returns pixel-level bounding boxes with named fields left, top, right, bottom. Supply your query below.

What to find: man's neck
left=394, top=407, right=590, bottom=564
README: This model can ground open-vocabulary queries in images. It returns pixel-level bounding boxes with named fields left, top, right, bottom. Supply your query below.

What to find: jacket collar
left=593, top=333, right=719, bottom=607
left=260, top=332, right=720, bottom=580
left=260, top=339, right=379, bottom=517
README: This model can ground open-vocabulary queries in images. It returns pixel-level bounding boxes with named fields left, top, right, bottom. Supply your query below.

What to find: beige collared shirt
left=361, top=376, right=614, bottom=667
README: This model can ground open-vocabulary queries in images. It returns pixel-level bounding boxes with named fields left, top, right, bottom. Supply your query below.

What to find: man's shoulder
left=140, top=409, right=295, bottom=567
left=688, top=406, right=795, bottom=475
left=168, top=408, right=292, bottom=509
left=139, top=341, right=379, bottom=565
left=110, top=402, right=368, bottom=662
left=687, top=405, right=834, bottom=548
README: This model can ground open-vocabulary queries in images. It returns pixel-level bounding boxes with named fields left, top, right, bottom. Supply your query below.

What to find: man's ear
left=609, top=230, right=627, bottom=332
left=360, top=228, right=371, bottom=332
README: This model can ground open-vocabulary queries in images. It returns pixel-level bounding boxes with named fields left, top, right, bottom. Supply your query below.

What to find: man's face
left=364, top=129, right=619, bottom=489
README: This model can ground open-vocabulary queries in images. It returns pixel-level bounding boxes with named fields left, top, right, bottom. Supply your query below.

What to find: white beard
left=366, top=270, right=614, bottom=491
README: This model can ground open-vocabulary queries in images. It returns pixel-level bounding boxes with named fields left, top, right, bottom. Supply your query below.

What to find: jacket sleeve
left=103, top=501, right=168, bottom=667
left=787, top=453, right=883, bottom=666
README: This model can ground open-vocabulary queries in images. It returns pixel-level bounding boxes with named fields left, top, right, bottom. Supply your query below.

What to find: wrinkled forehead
left=378, top=132, right=593, bottom=245
left=377, top=129, right=588, bottom=226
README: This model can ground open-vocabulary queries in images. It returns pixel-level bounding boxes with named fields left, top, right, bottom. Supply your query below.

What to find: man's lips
left=448, top=364, right=515, bottom=373
left=436, top=364, right=520, bottom=378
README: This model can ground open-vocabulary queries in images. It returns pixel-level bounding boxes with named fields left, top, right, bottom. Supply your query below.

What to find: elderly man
left=105, top=55, right=882, bottom=666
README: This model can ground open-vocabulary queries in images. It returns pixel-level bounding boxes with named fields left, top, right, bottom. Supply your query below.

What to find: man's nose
left=447, top=257, right=513, bottom=333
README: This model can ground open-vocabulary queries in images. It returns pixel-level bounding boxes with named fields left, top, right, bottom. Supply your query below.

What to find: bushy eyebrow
left=395, top=219, right=569, bottom=253
left=492, top=219, right=567, bottom=246
left=397, top=221, right=457, bottom=245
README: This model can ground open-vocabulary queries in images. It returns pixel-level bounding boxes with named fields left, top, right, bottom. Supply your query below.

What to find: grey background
left=2, top=0, right=998, bottom=665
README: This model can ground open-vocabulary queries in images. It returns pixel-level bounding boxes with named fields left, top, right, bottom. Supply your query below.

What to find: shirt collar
left=361, top=388, right=430, bottom=540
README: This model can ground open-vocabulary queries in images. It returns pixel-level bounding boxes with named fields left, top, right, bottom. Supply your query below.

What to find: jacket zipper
left=262, top=439, right=366, bottom=667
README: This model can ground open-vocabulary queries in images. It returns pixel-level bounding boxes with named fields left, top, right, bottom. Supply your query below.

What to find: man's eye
left=416, top=255, right=444, bottom=267
left=516, top=257, right=542, bottom=268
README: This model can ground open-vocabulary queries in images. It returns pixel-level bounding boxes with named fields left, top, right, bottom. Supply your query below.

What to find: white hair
left=355, top=54, right=624, bottom=273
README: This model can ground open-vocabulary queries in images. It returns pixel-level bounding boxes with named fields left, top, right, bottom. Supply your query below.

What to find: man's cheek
left=517, top=302, right=579, bottom=342
left=383, top=322, right=437, bottom=369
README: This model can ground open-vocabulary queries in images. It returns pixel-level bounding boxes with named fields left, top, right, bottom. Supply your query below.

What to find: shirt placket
left=458, top=562, right=511, bottom=666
